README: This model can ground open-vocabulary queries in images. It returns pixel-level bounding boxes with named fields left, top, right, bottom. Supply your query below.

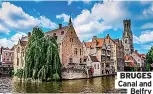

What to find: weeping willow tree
left=21, top=26, right=61, bottom=81
left=146, top=47, right=153, bottom=71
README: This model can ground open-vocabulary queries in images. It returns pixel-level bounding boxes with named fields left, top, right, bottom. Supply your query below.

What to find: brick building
left=13, top=35, right=29, bottom=72
left=14, top=17, right=83, bottom=73
left=113, top=39, right=124, bottom=71
left=131, top=50, right=146, bottom=71
left=82, top=34, right=125, bottom=75
left=46, top=17, right=83, bottom=66
left=1, top=47, right=14, bottom=68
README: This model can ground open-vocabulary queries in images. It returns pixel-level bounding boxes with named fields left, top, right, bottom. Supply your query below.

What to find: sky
left=0, top=1, right=153, bottom=54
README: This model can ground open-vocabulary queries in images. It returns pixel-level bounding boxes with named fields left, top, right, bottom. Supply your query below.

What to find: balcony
left=107, top=48, right=111, bottom=51
left=102, top=53, right=106, bottom=56
left=107, top=54, right=111, bottom=56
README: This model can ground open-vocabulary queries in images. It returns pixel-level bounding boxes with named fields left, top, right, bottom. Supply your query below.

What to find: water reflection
left=13, top=76, right=116, bottom=93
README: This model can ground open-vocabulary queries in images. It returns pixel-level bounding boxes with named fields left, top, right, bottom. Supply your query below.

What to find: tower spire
left=68, top=7, right=72, bottom=26
left=68, top=16, right=72, bottom=25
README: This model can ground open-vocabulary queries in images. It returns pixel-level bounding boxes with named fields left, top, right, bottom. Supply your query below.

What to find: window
left=83, top=58, right=87, bottom=62
left=74, top=48, right=77, bottom=55
left=17, top=58, right=19, bottom=66
left=6, top=53, right=7, bottom=56
left=61, top=31, right=64, bottom=35
left=101, top=56, right=105, bottom=61
left=17, top=47, right=20, bottom=53
left=97, top=64, right=99, bottom=69
left=125, top=39, right=127, bottom=43
left=80, top=49, right=82, bottom=56
left=54, top=36, right=58, bottom=40
left=80, top=58, right=82, bottom=63
left=70, top=38, right=73, bottom=42
left=106, top=63, right=109, bottom=67
left=53, top=33, right=56, bottom=36
left=72, top=38, right=73, bottom=42
left=102, top=50, right=106, bottom=54
left=102, top=63, right=104, bottom=67
left=94, top=64, right=96, bottom=69
left=69, top=58, right=73, bottom=63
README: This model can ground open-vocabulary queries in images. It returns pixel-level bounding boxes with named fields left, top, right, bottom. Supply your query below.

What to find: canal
left=0, top=76, right=123, bottom=93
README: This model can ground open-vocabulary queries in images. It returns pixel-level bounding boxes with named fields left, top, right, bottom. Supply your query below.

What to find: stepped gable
left=45, top=25, right=71, bottom=44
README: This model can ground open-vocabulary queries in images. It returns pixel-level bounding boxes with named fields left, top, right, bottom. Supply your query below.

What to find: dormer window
left=53, top=33, right=56, bottom=36
left=125, top=39, right=127, bottom=43
left=61, top=31, right=64, bottom=35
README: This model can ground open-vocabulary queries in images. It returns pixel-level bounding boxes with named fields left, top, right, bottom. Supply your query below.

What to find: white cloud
left=83, top=0, right=91, bottom=4
left=141, top=22, right=153, bottom=29
left=0, top=2, right=57, bottom=34
left=67, top=0, right=91, bottom=5
left=0, top=32, right=27, bottom=48
left=91, top=1, right=128, bottom=27
left=140, top=1, right=152, bottom=5
left=56, top=13, right=70, bottom=23
left=0, top=38, right=14, bottom=48
left=39, top=16, right=57, bottom=28
left=10, top=32, right=27, bottom=43
left=72, top=1, right=128, bottom=40
left=68, top=0, right=73, bottom=5
left=141, top=44, right=153, bottom=50
left=133, top=30, right=153, bottom=44
left=142, top=2, right=153, bottom=16
left=58, top=1, right=128, bottom=40
left=0, top=24, right=10, bottom=34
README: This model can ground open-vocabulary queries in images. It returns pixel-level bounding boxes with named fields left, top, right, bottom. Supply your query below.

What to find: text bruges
left=120, top=73, right=152, bottom=79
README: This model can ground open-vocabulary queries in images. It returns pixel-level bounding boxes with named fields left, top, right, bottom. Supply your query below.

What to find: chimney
left=106, top=34, right=110, bottom=39
left=28, top=32, right=31, bottom=38
left=92, top=36, right=97, bottom=42
left=59, top=24, right=62, bottom=29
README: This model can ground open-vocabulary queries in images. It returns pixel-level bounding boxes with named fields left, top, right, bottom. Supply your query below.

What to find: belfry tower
left=122, top=19, right=134, bottom=55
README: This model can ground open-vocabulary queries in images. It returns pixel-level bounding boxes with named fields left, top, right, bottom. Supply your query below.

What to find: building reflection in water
left=12, top=76, right=115, bottom=93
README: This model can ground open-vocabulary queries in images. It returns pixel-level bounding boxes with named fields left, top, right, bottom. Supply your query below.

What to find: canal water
left=0, top=76, right=122, bottom=93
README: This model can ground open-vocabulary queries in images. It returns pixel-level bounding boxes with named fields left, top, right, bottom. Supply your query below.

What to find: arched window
left=125, top=39, right=127, bottom=43
left=17, top=47, right=20, bottom=53
left=80, top=49, right=81, bottom=56
left=80, top=58, right=82, bottom=63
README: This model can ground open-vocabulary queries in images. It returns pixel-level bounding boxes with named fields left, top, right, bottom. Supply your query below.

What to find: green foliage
left=14, top=69, right=24, bottom=79
left=10, top=70, right=14, bottom=77
left=146, top=63, right=150, bottom=71
left=23, top=26, right=61, bottom=81
left=146, top=47, right=153, bottom=64
left=146, top=46, right=153, bottom=71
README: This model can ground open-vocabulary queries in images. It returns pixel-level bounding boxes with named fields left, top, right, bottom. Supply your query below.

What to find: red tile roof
left=85, top=42, right=92, bottom=48
left=85, top=38, right=105, bottom=48
left=84, top=35, right=115, bottom=48
left=133, top=51, right=146, bottom=59
left=124, top=55, right=135, bottom=67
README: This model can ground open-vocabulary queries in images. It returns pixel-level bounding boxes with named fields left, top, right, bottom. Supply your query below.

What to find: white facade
left=92, top=62, right=101, bottom=77
left=131, top=51, right=145, bottom=68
